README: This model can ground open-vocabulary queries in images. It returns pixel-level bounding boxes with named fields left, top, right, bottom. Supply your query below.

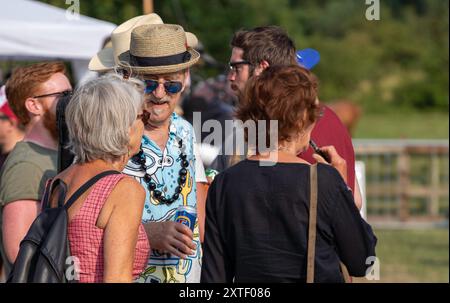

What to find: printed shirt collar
left=142, top=112, right=182, bottom=153
left=169, top=112, right=178, bottom=138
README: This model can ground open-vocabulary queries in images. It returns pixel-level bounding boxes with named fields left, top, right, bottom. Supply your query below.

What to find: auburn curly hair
left=235, top=64, right=321, bottom=150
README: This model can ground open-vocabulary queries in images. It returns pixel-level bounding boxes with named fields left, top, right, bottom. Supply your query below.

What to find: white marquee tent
left=0, top=0, right=116, bottom=83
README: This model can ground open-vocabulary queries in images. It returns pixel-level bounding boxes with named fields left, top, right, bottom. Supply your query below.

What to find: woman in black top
left=201, top=65, right=377, bottom=283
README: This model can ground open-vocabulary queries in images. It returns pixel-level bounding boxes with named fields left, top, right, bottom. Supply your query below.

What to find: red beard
left=43, top=108, right=58, bottom=142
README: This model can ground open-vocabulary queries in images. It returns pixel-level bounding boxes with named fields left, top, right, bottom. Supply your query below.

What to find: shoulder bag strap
left=306, top=163, right=318, bottom=283
left=41, top=178, right=68, bottom=210
left=41, top=179, right=55, bottom=210
left=63, top=170, right=121, bottom=210
left=306, top=164, right=352, bottom=283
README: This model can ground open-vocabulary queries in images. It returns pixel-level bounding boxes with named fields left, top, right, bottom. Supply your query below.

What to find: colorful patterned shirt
left=123, top=113, right=202, bottom=283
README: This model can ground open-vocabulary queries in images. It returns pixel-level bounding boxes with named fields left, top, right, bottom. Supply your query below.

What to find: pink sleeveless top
left=68, top=174, right=149, bottom=283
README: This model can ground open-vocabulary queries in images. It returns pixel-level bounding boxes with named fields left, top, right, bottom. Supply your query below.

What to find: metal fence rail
left=353, top=139, right=449, bottom=222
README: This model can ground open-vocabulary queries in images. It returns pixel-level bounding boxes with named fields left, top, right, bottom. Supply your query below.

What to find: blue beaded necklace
left=132, top=139, right=188, bottom=205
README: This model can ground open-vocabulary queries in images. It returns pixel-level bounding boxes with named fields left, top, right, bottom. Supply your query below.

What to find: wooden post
left=429, top=153, right=440, bottom=217
left=143, top=0, right=154, bottom=14
left=397, top=148, right=410, bottom=221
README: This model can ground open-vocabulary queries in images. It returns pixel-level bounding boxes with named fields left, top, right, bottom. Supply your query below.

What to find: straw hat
left=89, top=14, right=198, bottom=72
left=117, top=24, right=200, bottom=74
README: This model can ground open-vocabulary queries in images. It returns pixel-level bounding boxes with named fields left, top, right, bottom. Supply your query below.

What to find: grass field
left=350, top=110, right=449, bottom=283
left=353, top=111, right=449, bottom=139
left=354, top=228, right=449, bottom=283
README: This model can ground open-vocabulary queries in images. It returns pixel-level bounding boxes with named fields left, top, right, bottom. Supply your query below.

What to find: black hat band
left=130, top=51, right=191, bottom=67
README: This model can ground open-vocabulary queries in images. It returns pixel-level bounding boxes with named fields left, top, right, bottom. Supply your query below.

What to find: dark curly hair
left=235, top=65, right=321, bottom=151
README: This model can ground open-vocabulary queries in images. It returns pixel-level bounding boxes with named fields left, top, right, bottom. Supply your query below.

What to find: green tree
left=37, top=0, right=449, bottom=112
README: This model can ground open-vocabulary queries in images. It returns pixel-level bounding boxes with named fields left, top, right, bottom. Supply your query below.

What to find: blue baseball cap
left=296, top=48, right=320, bottom=70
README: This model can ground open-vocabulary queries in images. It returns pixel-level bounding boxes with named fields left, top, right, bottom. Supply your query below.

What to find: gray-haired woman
left=47, top=74, right=150, bottom=282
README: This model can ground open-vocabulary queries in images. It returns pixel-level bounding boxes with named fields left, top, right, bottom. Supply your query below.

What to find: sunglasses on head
left=144, top=79, right=183, bottom=94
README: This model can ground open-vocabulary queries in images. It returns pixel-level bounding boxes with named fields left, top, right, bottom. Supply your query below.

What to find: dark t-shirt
left=300, top=105, right=355, bottom=192
left=201, top=160, right=377, bottom=283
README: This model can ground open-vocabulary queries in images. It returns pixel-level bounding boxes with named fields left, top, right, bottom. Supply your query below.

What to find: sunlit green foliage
left=39, top=0, right=448, bottom=113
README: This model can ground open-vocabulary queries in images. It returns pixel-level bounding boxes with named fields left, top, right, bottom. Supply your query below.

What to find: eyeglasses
left=33, top=90, right=73, bottom=99
left=144, top=79, right=183, bottom=94
left=228, top=60, right=251, bottom=73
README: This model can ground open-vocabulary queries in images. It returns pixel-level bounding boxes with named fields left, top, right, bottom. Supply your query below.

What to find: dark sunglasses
left=144, top=79, right=183, bottom=94
left=33, top=90, right=73, bottom=99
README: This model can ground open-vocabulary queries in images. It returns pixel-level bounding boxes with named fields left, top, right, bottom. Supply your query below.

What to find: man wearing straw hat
left=89, top=14, right=198, bottom=73
left=114, top=23, right=204, bottom=283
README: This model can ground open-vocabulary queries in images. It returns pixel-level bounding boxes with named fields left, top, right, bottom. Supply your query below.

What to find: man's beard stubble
left=43, top=108, right=58, bottom=142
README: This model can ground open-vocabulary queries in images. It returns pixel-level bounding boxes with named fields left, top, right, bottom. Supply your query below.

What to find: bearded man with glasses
left=118, top=23, right=207, bottom=283
left=210, top=26, right=361, bottom=209
left=0, top=62, right=72, bottom=276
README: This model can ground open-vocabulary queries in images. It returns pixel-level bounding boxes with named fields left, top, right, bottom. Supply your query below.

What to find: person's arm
left=0, top=162, right=47, bottom=263
left=200, top=178, right=232, bottom=283
left=313, top=145, right=364, bottom=211
left=330, top=181, right=377, bottom=277
left=312, top=145, right=347, bottom=183
left=354, top=177, right=363, bottom=211
left=103, top=178, right=146, bottom=283
left=2, top=200, right=40, bottom=263
left=193, top=134, right=209, bottom=243
left=196, top=182, right=208, bottom=243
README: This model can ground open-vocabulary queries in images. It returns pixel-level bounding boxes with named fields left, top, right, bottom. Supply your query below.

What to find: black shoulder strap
left=64, top=170, right=121, bottom=210
left=41, top=178, right=68, bottom=210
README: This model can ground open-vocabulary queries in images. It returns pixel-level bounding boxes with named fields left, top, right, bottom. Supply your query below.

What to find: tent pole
left=143, top=0, right=154, bottom=14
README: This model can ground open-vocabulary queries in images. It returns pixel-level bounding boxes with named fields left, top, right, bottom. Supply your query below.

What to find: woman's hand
left=312, top=145, right=348, bottom=183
